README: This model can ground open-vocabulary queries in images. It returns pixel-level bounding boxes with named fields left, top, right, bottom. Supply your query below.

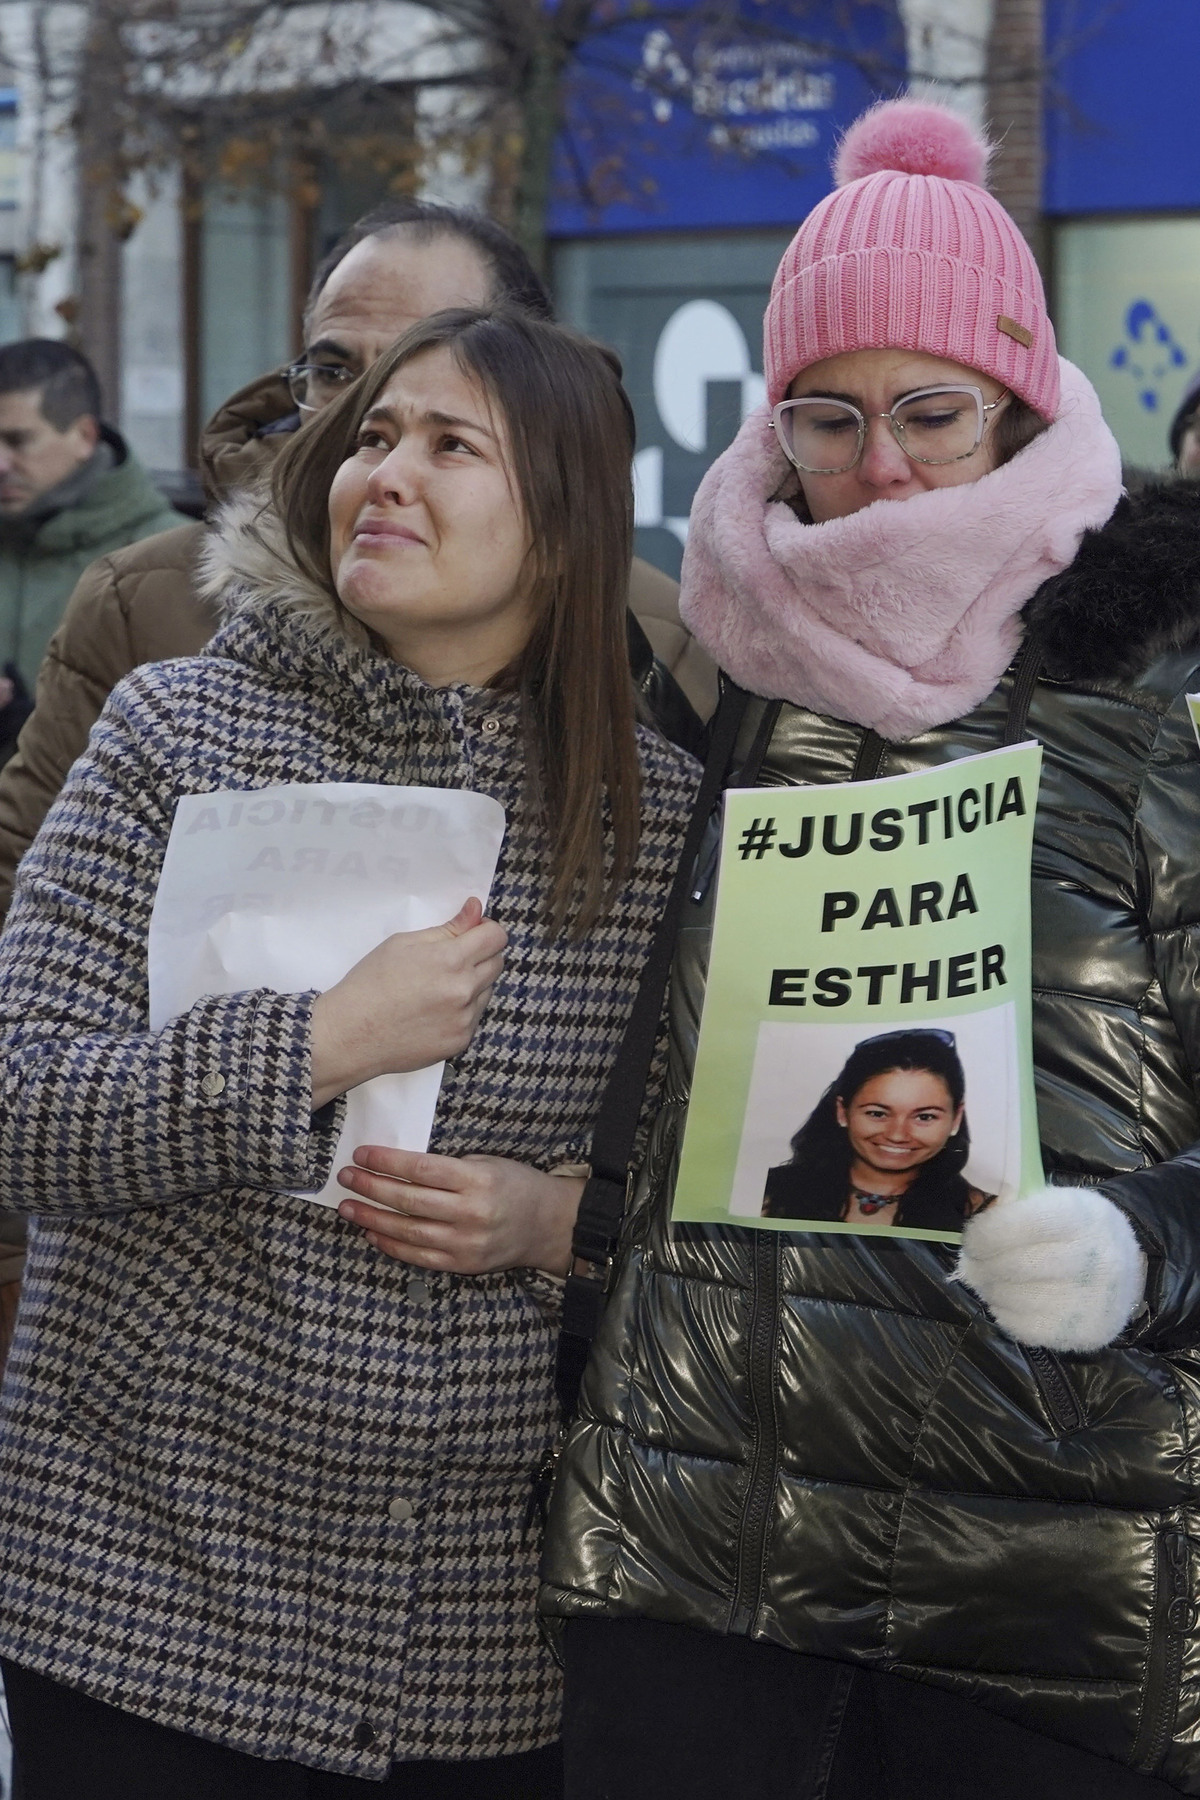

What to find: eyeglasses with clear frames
left=285, top=360, right=357, bottom=417
left=771, top=385, right=1009, bottom=475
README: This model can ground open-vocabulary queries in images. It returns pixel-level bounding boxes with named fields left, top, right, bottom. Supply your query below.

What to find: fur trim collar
left=196, top=490, right=370, bottom=652
left=1030, top=477, right=1200, bottom=682
left=679, top=359, right=1124, bottom=740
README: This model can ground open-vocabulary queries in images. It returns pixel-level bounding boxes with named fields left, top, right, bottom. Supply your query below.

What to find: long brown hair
left=271, top=307, right=641, bottom=938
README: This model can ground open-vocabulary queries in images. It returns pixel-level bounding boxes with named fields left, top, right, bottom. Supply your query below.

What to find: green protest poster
left=1187, top=694, right=1200, bottom=750
left=672, top=743, right=1045, bottom=1242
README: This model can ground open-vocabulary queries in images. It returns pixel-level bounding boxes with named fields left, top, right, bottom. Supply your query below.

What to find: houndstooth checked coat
left=0, top=498, right=700, bottom=1778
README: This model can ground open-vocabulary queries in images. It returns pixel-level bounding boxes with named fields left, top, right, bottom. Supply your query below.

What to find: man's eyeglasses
left=285, top=361, right=357, bottom=416
left=772, top=385, right=1008, bottom=475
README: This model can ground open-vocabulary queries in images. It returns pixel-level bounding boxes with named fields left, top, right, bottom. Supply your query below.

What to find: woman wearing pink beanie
left=541, top=99, right=1200, bottom=1797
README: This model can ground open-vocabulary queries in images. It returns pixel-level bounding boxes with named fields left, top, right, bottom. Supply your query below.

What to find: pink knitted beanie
left=764, top=98, right=1059, bottom=420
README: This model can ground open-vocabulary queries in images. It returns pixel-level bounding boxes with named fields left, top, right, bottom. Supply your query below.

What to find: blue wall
left=548, top=1, right=904, bottom=237
left=1045, top=0, right=1200, bottom=213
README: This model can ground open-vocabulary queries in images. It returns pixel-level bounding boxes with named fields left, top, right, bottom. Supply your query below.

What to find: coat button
left=200, top=1072, right=226, bottom=1099
left=352, top=1720, right=377, bottom=1751
left=388, top=1496, right=415, bottom=1523
left=408, top=1277, right=432, bottom=1309
left=481, top=715, right=500, bottom=737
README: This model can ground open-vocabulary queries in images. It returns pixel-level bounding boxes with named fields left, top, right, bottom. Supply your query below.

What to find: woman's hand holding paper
left=336, top=1146, right=585, bottom=1276
left=309, top=897, right=506, bottom=1110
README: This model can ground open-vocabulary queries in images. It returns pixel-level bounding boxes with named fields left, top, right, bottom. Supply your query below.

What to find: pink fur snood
left=678, top=358, right=1123, bottom=742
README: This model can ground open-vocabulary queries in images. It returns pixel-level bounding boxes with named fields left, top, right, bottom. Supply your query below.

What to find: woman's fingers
left=339, top=1152, right=583, bottom=1276
left=364, top=1230, right=454, bottom=1267
left=441, top=895, right=484, bottom=935
left=337, top=1180, right=459, bottom=1223
left=336, top=1148, right=482, bottom=1232
left=343, top=1196, right=456, bottom=1247
left=347, top=1145, right=473, bottom=1188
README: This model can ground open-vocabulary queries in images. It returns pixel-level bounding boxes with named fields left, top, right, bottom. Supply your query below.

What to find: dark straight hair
left=0, top=337, right=102, bottom=427
left=305, top=198, right=553, bottom=328
left=782, top=1028, right=971, bottom=1200
left=271, top=307, right=641, bottom=939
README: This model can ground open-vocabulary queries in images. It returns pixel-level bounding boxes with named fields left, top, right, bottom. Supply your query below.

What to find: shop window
left=1054, top=217, right=1200, bottom=474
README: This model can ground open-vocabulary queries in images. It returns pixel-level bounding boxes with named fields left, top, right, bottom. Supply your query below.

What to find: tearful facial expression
left=788, top=347, right=1009, bottom=523
left=328, top=347, right=535, bottom=679
left=836, top=1068, right=964, bottom=1182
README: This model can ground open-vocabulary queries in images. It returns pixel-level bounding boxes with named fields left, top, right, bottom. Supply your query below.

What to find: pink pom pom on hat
left=764, top=97, right=1059, bottom=421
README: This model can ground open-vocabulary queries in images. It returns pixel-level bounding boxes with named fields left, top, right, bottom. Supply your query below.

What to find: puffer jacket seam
left=36, top=642, right=109, bottom=696
left=1040, top=672, right=1174, bottom=724
left=115, top=566, right=164, bottom=626
left=1132, top=1523, right=1166, bottom=1758
left=898, top=1484, right=1166, bottom=1514
left=781, top=1291, right=961, bottom=1325
left=600, top=1423, right=747, bottom=1471
left=1135, top=987, right=1152, bottom=1159
left=1033, top=983, right=1140, bottom=1003
left=595, top=1256, right=649, bottom=1608
left=880, top=1323, right=973, bottom=1660
left=757, top=1257, right=786, bottom=1623
left=1175, top=1381, right=1195, bottom=1488
left=599, top=1420, right=637, bottom=1610
left=771, top=1466, right=1163, bottom=1513
left=570, top=1433, right=1188, bottom=1510
left=648, top=1267, right=749, bottom=1290
left=889, top=1659, right=1136, bottom=1690
left=1134, top=697, right=1200, bottom=1077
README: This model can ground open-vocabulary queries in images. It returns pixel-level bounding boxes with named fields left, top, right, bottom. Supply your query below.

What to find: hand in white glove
left=956, top=1187, right=1147, bottom=1353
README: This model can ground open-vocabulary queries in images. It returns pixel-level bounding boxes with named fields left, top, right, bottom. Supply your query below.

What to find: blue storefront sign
left=1045, top=0, right=1200, bottom=214
left=548, top=0, right=905, bottom=237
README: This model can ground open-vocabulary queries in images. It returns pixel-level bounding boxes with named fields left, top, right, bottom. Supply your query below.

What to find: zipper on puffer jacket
left=1132, top=1523, right=1193, bottom=1774
left=729, top=1231, right=783, bottom=1635
left=1024, top=1346, right=1084, bottom=1436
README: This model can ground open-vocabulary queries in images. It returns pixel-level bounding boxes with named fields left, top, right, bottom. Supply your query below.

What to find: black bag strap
left=1003, top=628, right=1044, bottom=746
left=554, top=681, right=752, bottom=1418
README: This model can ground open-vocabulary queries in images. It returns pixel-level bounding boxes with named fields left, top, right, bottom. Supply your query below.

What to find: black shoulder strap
left=1004, top=628, right=1044, bottom=746
left=554, top=681, right=752, bottom=1418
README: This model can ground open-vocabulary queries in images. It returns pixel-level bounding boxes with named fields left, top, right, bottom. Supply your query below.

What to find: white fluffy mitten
left=956, top=1187, right=1147, bottom=1353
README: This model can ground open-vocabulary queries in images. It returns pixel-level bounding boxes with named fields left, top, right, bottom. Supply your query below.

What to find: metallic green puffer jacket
left=541, top=483, right=1200, bottom=1793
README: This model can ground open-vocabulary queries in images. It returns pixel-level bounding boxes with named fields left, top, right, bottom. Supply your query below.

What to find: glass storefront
left=198, top=182, right=292, bottom=427
left=554, top=231, right=791, bottom=577
left=1054, top=216, right=1200, bottom=474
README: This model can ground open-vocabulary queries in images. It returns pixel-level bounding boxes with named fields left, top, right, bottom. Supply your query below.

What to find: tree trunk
left=985, top=0, right=1045, bottom=265
left=511, top=23, right=567, bottom=276
left=75, top=0, right=125, bottom=415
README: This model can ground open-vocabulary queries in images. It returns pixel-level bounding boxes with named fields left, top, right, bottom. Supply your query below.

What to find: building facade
left=0, top=0, right=481, bottom=488
left=1047, top=0, right=1200, bottom=473
left=0, top=1, right=1191, bottom=518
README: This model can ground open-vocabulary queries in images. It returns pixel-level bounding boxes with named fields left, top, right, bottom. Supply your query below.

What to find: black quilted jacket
left=541, top=482, right=1200, bottom=1793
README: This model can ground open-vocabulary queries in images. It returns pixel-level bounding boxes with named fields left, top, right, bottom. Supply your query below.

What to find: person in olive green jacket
left=0, top=339, right=179, bottom=743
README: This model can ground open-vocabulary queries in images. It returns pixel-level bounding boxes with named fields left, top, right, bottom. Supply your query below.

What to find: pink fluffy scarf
left=679, top=358, right=1124, bottom=741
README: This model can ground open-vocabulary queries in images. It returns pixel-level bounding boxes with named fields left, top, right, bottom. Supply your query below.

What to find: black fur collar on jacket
left=1029, top=479, right=1200, bottom=683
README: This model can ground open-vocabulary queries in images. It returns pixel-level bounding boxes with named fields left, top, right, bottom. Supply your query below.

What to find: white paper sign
left=148, top=783, right=506, bottom=1206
